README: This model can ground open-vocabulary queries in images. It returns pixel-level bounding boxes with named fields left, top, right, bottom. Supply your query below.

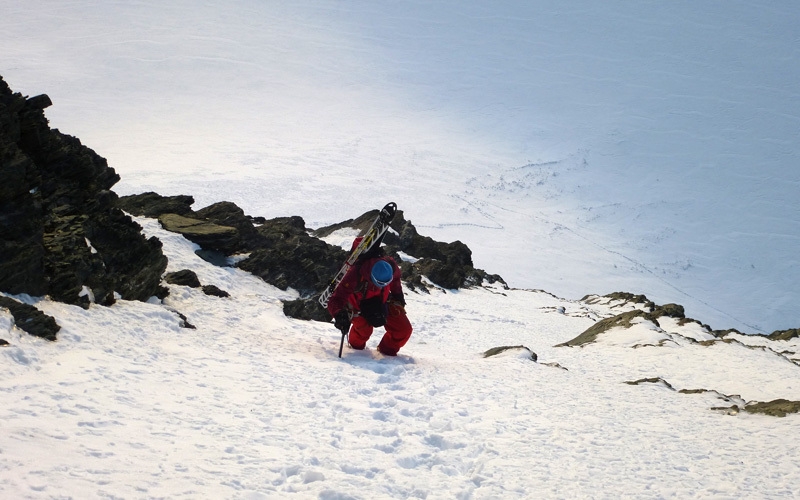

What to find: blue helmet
left=370, top=260, right=393, bottom=288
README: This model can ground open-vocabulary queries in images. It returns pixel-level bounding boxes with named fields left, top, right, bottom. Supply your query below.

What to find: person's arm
left=327, top=264, right=360, bottom=316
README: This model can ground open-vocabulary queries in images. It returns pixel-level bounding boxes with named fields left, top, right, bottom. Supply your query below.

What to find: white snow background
left=2, top=1, right=800, bottom=498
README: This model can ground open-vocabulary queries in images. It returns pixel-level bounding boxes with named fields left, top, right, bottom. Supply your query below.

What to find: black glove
left=333, top=310, right=351, bottom=334
left=387, top=293, right=406, bottom=307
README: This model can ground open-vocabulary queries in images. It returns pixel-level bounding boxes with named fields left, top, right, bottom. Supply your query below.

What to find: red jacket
left=327, top=256, right=404, bottom=316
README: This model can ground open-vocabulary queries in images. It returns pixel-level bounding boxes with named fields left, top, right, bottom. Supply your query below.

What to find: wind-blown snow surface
left=2, top=218, right=800, bottom=499
left=1, top=1, right=799, bottom=333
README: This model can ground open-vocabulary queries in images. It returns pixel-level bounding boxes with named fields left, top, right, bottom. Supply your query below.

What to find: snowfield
left=2, top=218, right=798, bottom=499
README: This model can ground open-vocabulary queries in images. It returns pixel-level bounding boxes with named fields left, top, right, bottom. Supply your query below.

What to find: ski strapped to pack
left=318, top=202, right=397, bottom=309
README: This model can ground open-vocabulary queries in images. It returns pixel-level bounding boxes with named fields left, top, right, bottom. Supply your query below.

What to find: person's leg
left=377, top=305, right=412, bottom=356
left=348, top=316, right=373, bottom=350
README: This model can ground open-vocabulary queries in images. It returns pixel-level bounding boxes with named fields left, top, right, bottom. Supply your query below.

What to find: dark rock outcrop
left=768, top=329, right=800, bottom=341
left=283, top=297, right=332, bottom=323
left=118, top=193, right=266, bottom=251
left=562, top=293, right=712, bottom=347
left=194, top=201, right=266, bottom=249
left=165, top=270, right=202, bottom=288
left=744, top=399, right=800, bottom=418
left=115, top=192, right=195, bottom=218
left=117, top=195, right=506, bottom=323
left=164, top=269, right=229, bottom=297
left=0, top=75, right=168, bottom=313
left=238, top=216, right=347, bottom=297
left=582, top=292, right=655, bottom=310
left=557, top=309, right=658, bottom=347
left=158, top=213, right=240, bottom=253
left=202, top=284, right=230, bottom=298
left=117, top=192, right=348, bottom=320
left=625, top=377, right=676, bottom=391
left=0, top=296, right=60, bottom=341
left=170, top=309, right=196, bottom=330
left=651, top=303, right=685, bottom=320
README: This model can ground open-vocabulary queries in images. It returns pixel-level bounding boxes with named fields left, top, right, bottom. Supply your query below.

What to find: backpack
left=359, top=295, right=388, bottom=327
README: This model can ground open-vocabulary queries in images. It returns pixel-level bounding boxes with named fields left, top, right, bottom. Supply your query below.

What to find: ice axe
left=334, top=310, right=352, bottom=358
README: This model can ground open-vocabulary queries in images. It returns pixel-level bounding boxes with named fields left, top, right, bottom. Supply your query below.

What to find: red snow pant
left=348, top=303, right=412, bottom=356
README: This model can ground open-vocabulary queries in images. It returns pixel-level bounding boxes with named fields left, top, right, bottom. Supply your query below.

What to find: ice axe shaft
left=338, top=331, right=346, bottom=358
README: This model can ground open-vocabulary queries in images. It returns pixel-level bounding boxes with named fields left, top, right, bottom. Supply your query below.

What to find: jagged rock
left=625, top=377, right=675, bottom=390
left=676, top=317, right=707, bottom=329
left=238, top=216, right=347, bottom=299
left=118, top=194, right=268, bottom=251
left=652, top=303, right=685, bottom=319
left=170, top=309, right=196, bottom=329
left=165, top=270, right=201, bottom=288
left=312, top=209, right=380, bottom=238
left=202, top=285, right=229, bottom=298
left=711, top=328, right=744, bottom=338
left=0, top=339, right=9, bottom=346
left=0, top=75, right=168, bottom=306
left=158, top=213, right=239, bottom=253
left=194, top=201, right=266, bottom=250
left=582, top=292, right=657, bottom=310
left=577, top=293, right=721, bottom=341
left=1, top=84, right=49, bottom=296
left=55, top=208, right=168, bottom=305
left=116, top=192, right=195, bottom=218
left=768, top=329, right=800, bottom=341
left=0, top=296, right=60, bottom=341
left=744, top=399, right=800, bottom=418
left=163, top=269, right=228, bottom=297
left=0, top=193, right=46, bottom=296
left=103, top=228, right=169, bottom=303
left=413, top=258, right=466, bottom=290
left=710, top=405, right=741, bottom=416
left=118, top=193, right=349, bottom=309
left=283, top=297, right=331, bottom=322
left=557, top=309, right=658, bottom=347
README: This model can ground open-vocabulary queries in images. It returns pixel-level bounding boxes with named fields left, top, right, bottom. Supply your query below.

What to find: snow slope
left=2, top=217, right=799, bottom=499
left=1, top=1, right=798, bottom=333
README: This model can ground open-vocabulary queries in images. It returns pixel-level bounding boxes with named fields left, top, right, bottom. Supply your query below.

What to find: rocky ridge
left=559, top=292, right=800, bottom=416
left=1, top=75, right=167, bottom=338
left=116, top=192, right=506, bottom=323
